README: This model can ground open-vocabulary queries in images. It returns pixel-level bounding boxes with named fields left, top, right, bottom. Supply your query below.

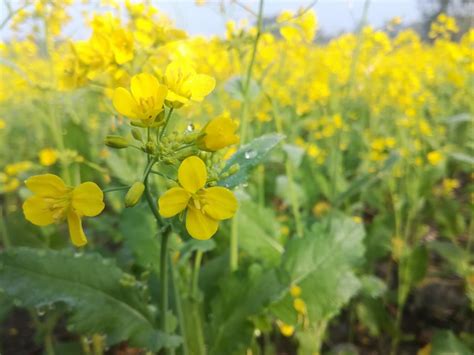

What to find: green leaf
left=449, top=152, right=474, bottom=165
left=237, top=201, right=284, bottom=266
left=444, top=113, right=472, bottom=125
left=119, top=205, right=160, bottom=271
left=208, top=268, right=281, bottom=355
left=431, top=330, right=471, bottom=355
left=219, top=133, right=285, bottom=188
left=279, top=214, right=365, bottom=322
left=359, top=275, right=387, bottom=298
left=334, top=153, right=399, bottom=206
left=404, top=245, right=428, bottom=287
left=224, top=76, right=260, bottom=102
left=0, top=248, right=180, bottom=351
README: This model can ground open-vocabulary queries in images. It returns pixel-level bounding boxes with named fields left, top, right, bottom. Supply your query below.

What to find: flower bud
left=131, top=128, right=143, bottom=141
left=228, top=163, right=240, bottom=175
left=105, top=135, right=129, bottom=149
left=125, top=182, right=145, bottom=208
left=145, top=141, right=156, bottom=154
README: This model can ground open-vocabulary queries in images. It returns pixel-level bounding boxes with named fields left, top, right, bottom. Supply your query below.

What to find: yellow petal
left=113, top=87, right=139, bottom=119
left=186, top=205, right=218, bottom=240
left=154, top=84, right=168, bottom=108
left=67, top=211, right=87, bottom=247
left=23, top=196, right=55, bottom=226
left=202, top=187, right=238, bottom=220
left=25, top=174, right=68, bottom=197
left=189, top=74, right=215, bottom=101
left=72, top=182, right=105, bottom=217
left=131, top=73, right=159, bottom=100
left=158, top=187, right=190, bottom=218
left=178, top=156, right=207, bottom=193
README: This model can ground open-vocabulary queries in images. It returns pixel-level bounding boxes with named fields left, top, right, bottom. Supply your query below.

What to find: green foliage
left=279, top=214, right=365, bottom=322
left=0, top=247, right=180, bottom=351
left=219, top=133, right=285, bottom=188
left=431, top=330, right=472, bottom=355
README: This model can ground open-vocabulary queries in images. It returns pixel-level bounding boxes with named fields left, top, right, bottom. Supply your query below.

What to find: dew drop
left=186, top=123, right=195, bottom=132
left=36, top=306, right=46, bottom=316
left=244, top=149, right=257, bottom=159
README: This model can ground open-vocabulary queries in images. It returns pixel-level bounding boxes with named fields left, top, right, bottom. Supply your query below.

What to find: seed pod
left=125, top=182, right=145, bottom=208
left=105, top=135, right=129, bottom=149
left=131, top=128, right=143, bottom=141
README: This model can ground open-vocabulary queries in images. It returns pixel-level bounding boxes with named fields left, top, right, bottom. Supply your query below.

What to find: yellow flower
left=290, top=285, right=302, bottom=297
left=0, top=118, right=5, bottom=129
left=312, top=201, right=330, bottom=217
left=39, top=148, right=58, bottom=166
left=158, top=156, right=238, bottom=240
left=197, top=114, right=239, bottom=151
left=162, top=60, right=215, bottom=108
left=293, top=298, right=307, bottom=315
left=427, top=150, right=443, bottom=166
left=111, top=28, right=134, bottom=64
left=277, top=320, right=294, bottom=337
left=22, top=174, right=105, bottom=247
left=5, top=161, right=32, bottom=176
left=113, top=73, right=168, bottom=125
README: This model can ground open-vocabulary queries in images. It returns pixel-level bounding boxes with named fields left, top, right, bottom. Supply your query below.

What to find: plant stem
left=230, top=212, right=239, bottom=271
left=160, top=108, right=174, bottom=140
left=191, top=250, right=203, bottom=298
left=230, top=0, right=265, bottom=272
left=160, top=232, right=170, bottom=336
left=240, top=0, right=264, bottom=145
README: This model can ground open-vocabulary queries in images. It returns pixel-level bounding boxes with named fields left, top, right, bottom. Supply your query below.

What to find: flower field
left=0, top=1, right=473, bottom=354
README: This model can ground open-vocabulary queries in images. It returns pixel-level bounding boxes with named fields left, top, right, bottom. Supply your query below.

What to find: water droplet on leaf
left=244, top=149, right=257, bottom=159
left=186, top=123, right=195, bottom=132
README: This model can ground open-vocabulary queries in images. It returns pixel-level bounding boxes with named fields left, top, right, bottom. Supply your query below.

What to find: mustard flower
left=162, top=60, right=215, bottom=108
left=197, top=114, right=239, bottom=151
left=158, top=156, right=237, bottom=240
left=23, top=174, right=104, bottom=247
left=113, top=73, right=168, bottom=126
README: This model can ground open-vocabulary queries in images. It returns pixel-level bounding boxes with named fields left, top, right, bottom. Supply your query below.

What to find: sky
left=0, top=0, right=421, bottom=40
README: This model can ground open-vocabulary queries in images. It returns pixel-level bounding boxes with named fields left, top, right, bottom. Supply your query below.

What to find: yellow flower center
left=45, top=192, right=72, bottom=221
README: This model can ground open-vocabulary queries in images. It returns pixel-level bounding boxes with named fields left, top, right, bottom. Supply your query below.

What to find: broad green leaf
left=431, top=330, right=471, bottom=355
left=275, top=175, right=306, bottom=207
left=428, top=241, right=470, bottom=276
left=0, top=248, right=180, bottom=351
left=208, top=268, right=281, bottom=355
left=237, top=201, right=284, bottom=266
left=119, top=205, right=160, bottom=270
left=219, top=133, right=285, bottom=188
left=279, top=214, right=365, bottom=322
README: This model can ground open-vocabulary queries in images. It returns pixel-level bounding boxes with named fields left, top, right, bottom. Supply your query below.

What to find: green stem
left=170, top=258, right=189, bottom=355
left=230, top=212, right=239, bottom=271
left=160, top=108, right=174, bottom=140
left=191, top=250, right=203, bottom=298
left=160, top=232, right=170, bottom=335
left=240, top=0, right=264, bottom=145
left=0, top=205, right=11, bottom=249
left=285, top=158, right=304, bottom=238
left=102, top=185, right=130, bottom=193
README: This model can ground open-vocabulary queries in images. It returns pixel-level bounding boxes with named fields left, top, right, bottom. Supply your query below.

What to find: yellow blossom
left=427, top=151, right=443, bottom=166
left=290, top=285, right=302, bottom=297
left=0, top=119, right=5, bottom=129
left=277, top=320, right=294, bottom=337
left=23, top=174, right=105, bottom=247
left=39, top=148, right=58, bottom=166
left=113, top=73, right=168, bottom=125
left=5, top=161, right=32, bottom=176
left=197, top=114, right=239, bottom=151
left=293, top=298, right=307, bottom=315
left=158, top=156, right=238, bottom=240
left=312, top=201, right=330, bottom=217
left=162, top=60, right=215, bottom=108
